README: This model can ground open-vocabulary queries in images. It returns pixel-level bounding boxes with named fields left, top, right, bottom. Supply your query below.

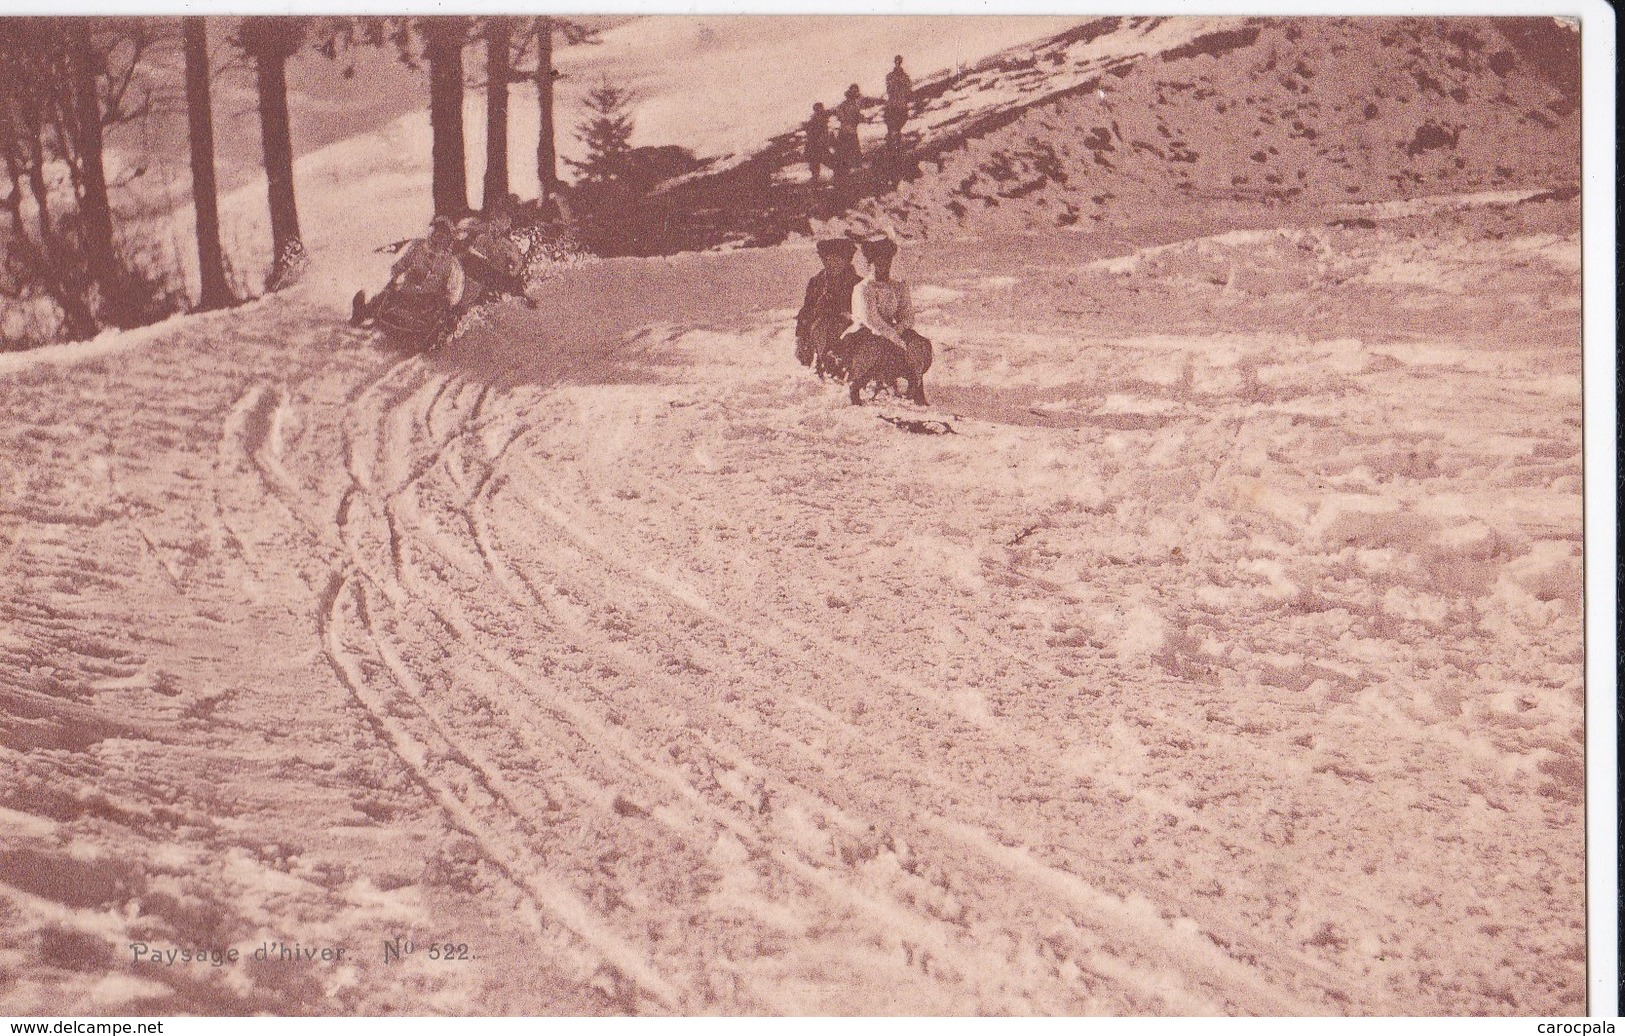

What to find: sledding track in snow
left=309, top=355, right=1252, bottom=1013
left=0, top=201, right=1586, bottom=1014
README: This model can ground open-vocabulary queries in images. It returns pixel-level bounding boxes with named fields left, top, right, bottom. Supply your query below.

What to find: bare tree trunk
left=183, top=17, right=233, bottom=311
left=424, top=17, right=469, bottom=219
left=249, top=21, right=302, bottom=275
left=67, top=19, right=120, bottom=322
left=535, top=17, right=556, bottom=202
left=481, top=17, right=510, bottom=209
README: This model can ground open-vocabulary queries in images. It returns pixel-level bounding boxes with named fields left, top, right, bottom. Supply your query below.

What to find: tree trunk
left=535, top=17, right=556, bottom=202
left=67, top=19, right=120, bottom=323
left=251, top=24, right=301, bottom=271
left=424, top=18, right=469, bottom=219
left=24, top=140, right=97, bottom=341
left=183, top=17, right=233, bottom=311
left=481, top=17, right=510, bottom=209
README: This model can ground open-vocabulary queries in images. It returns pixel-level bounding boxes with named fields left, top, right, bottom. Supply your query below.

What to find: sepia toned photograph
left=0, top=7, right=1603, bottom=1018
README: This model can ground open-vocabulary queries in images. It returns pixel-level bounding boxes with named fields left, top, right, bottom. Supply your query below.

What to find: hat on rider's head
left=845, top=84, right=861, bottom=98
left=816, top=237, right=858, bottom=260
left=860, top=236, right=898, bottom=262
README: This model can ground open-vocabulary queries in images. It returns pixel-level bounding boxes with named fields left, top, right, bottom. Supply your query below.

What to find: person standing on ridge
left=832, top=84, right=865, bottom=187
left=884, top=55, right=913, bottom=156
left=804, top=102, right=832, bottom=184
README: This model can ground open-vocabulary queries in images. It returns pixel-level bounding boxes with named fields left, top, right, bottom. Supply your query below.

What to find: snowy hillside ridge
left=0, top=186, right=1584, bottom=1014
left=571, top=16, right=1579, bottom=255
left=554, top=15, right=1086, bottom=167
left=842, top=16, right=1580, bottom=241
left=655, top=16, right=1243, bottom=190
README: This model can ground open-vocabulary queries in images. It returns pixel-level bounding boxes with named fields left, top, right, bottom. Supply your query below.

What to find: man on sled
left=458, top=199, right=531, bottom=307
left=350, top=216, right=466, bottom=347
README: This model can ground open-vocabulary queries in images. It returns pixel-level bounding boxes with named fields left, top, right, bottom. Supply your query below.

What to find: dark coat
left=805, top=111, right=831, bottom=161
left=796, top=266, right=862, bottom=338
left=834, top=97, right=863, bottom=137
left=886, top=69, right=912, bottom=110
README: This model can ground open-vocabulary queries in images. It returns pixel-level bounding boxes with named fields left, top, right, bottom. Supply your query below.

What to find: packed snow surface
left=0, top=194, right=1583, bottom=1014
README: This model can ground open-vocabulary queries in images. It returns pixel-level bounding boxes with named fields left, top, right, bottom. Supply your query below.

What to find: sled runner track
left=338, top=378, right=912, bottom=1011
left=329, top=375, right=1261, bottom=1012
left=449, top=471, right=1200, bottom=1012
left=343, top=454, right=701, bottom=1005
left=406, top=428, right=1332, bottom=1013
left=537, top=406, right=1488, bottom=942
left=337, top=369, right=740, bottom=1010
left=509, top=468, right=1358, bottom=1014
left=215, top=370, right=688, bottom=1010
left=318, top=571, right=684, bottom=1011
left=341, top=358, right=449, bottom=495
left=343, top=386, right=1132, bottom=1011
left=366, top=563, right=1061, bottom=1012
left=494, top=405, right=1411, bottom=1012
left=348, top=576, right=695, bottom=1011
left=220, top=383, right=303, bottom=517
left=208, top=390, right=295, bottom=593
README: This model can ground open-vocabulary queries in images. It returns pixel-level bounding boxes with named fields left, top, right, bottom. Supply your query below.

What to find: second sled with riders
left=352, top=208, right=535, bottom=349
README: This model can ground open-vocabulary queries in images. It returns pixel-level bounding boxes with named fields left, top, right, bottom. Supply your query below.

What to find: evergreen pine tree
left=566, top=82, right=635, bottom=185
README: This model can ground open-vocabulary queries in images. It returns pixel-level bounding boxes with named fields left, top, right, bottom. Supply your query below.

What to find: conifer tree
left=566, top=82, right=634, bottom=186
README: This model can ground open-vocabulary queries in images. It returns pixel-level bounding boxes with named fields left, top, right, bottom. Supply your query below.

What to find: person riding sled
left=351, top=216, right=466, bottom=343
left=458, top=203, right=529, bottom=306
left=839, top=236, right=932, bottom=406
left=794, top=237, right=863, bottom=377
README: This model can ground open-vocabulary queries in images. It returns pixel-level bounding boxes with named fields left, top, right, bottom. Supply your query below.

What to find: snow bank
left=0, top=312, right=191, bottom=377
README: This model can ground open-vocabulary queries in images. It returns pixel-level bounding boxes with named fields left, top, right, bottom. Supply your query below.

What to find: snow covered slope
left=552, top=14, right=1087, bottom=164
left=855, top=17, right=1580, bottom=238
left=0, top=12, right=1590, bottom=1019
left=637, top=16, right=1579, bottom=250
left=0, top=187, right=1584, bottom=1015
